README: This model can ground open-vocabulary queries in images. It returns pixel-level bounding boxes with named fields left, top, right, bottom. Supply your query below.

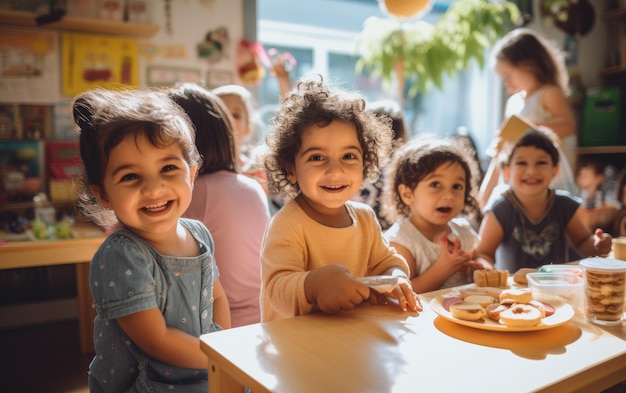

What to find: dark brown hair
left=169, top=83, right=239, bottom=175
left=505, top=129, right=560, bottom=167
left=73, top=88, right=200, bottom=227
left=382, top=137, right=480, bottom=223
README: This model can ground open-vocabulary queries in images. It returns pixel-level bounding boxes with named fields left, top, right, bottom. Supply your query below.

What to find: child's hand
left=270, top=57, right=290, bottom=80
left=368, top=266, right=423, bottom=312
left=437, top=233, right=473, bottom=274
left=463, top=259, right=489, bottom=274
left=466, top=251, right=494, bottom=272
left=368, top=276, right=422, bottom=312
left=393, top=277, right=423, bottom=312
left=594, top=228, right=612, bottom=257
left=305, top=264, right=370, bottom=314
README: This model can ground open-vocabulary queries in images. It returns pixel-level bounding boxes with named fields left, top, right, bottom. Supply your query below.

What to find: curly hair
left=381, top=137, right=481, bottom=224
left=72, top=88, right=200, bottom=228
left=263, top=78, right=393, bottom=199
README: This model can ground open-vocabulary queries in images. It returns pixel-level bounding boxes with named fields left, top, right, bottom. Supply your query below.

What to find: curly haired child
left=382, top=138, right=491, bottom=293
left=260, top=78, right=421, bottom=321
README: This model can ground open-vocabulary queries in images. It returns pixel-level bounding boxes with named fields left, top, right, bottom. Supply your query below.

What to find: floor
left=1, top=320, right=626, bottom=393
left=0, top=320, right=90, bottom=393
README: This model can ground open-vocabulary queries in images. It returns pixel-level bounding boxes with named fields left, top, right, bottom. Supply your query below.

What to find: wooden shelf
left=603, top=7, right=626, bottom=19
left=0, top=200, right=77, bottom=212
left=600, top=66, right=626, bottom=77
left=0, top=9, right=159, bottom=38
left=576, top=146, right=626, bottom=155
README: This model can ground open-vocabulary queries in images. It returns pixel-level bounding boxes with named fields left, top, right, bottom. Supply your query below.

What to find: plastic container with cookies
left=580, top=258, right=626, bottom=326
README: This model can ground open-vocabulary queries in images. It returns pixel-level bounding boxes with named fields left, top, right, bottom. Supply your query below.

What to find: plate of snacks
left=430, top=287, right=575, bottom=332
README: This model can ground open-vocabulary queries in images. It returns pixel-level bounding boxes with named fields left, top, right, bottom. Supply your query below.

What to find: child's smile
left=142, top=200, right=173, bottom=214
left=506, top=146, right=557, bottom=195
left=95, top=133, right=196, bottom=240
left=520, top=177, right=544, bottom=185
left=321, top=184, right=349, bottom=193
left=289, top=119, right=364, bottom=220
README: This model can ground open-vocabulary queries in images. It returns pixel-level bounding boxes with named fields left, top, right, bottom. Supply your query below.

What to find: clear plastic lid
left=579, top=257, right=626, bottom=272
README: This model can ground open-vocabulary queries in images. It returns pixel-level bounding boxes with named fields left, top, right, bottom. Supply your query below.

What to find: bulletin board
left=61, top=33, right=139, bottom=96
left=0, top=28, right=60, bottom=104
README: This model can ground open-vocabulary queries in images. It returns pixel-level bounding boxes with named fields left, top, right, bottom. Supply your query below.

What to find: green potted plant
left=356, top=0, right=520, bottom=98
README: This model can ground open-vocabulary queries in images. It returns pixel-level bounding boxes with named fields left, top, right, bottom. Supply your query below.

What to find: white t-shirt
left=384, top=217, right=479, bottom=289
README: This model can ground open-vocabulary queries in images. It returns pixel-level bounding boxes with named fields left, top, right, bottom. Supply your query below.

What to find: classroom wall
left=137, top=0, right=247, bottom=89
left=0, top=0, right=249, bottom=328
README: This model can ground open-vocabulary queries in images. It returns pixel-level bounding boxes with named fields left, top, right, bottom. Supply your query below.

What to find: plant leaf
left=355, top=0, right=521, bottom=97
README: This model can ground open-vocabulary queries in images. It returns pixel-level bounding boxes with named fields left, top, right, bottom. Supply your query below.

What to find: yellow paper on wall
left=498, top=114, right=537, bottom=142
left=61, top=33, right=139, bottom=96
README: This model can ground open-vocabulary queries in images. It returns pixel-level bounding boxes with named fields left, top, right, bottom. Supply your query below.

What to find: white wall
left=139, top=0, right=246, bottom=87
left=106, top=0, right=610, bottom=94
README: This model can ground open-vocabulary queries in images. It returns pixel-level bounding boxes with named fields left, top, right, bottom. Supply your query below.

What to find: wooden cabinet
left=0, top=9, right=159, bottom=37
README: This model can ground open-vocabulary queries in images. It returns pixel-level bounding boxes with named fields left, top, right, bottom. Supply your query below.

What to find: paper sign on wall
left=61, top=33, right=139, bottom=96
left=0, top=28, right=60, bottom=104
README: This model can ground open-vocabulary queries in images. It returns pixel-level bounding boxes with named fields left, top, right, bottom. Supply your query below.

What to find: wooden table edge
left=538, top=352, right=626, bottom=392
left=201, top=338, right=270, bottom=393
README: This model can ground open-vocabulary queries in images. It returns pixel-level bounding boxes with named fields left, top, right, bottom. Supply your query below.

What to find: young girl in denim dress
left=73, top=88, right=230, bottom=392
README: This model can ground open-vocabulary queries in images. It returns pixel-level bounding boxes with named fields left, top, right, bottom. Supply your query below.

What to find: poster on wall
left=146, top=66, right=200, bottom=87
left=0, top=28, right=60, bottom=104
left=61, top=33, right=139, bottom=97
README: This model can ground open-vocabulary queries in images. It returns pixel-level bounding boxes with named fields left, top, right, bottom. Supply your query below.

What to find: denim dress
left=88, top=218, right=221, bottom=393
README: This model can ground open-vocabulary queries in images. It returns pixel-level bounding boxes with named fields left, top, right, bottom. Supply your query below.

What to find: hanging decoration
left=235, top=40, right=297, bottom=86
left=236, top=40, right=265, bottom=85
left=196, top=26, right=229, bottom=63
left=378, top=0, right=432, bottom=20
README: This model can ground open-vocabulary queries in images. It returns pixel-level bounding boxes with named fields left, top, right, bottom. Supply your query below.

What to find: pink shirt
left=184, top=170, right=270, bottom=327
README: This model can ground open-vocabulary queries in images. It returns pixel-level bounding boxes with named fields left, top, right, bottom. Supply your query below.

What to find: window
left=257, top=0, right=504, bottom=166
